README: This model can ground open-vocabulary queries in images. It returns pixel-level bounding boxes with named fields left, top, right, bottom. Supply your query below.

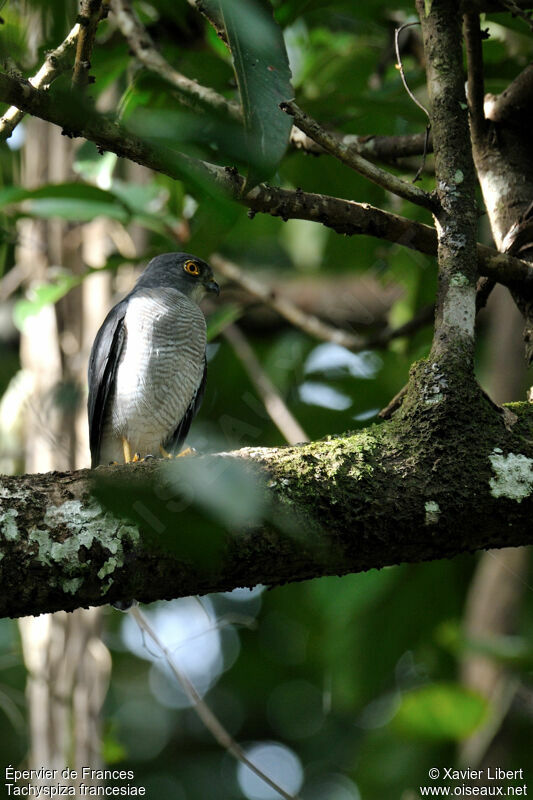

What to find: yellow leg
left=177, top=446, right=196, bottom=458
left=159, top=445, right=196, bottom=459
left=122, top=437, right=132, bottom=463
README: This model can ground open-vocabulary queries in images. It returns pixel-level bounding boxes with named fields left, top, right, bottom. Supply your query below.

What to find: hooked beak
left=206, top=279, right=220, bottom=296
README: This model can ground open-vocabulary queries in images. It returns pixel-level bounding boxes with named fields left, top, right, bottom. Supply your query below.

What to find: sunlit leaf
left=393, top=683, right=488, bottom=741
left=206, top=303, right=243, bottom=341
left=0, top=183, right=131, bottom=222
left=13, top=273, right=82, bottom=332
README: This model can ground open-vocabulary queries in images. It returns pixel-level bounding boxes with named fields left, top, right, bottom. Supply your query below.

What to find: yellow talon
left=177, top=446, right=196, bottom=458
left=158, top=445, right=197, bottom=459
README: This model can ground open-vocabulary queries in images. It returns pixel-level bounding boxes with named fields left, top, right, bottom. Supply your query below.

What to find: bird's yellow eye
left=184, top=260, right=200, bottom=276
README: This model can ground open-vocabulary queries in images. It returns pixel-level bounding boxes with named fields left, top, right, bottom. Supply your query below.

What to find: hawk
left=88, top=252, right=219, bottom=467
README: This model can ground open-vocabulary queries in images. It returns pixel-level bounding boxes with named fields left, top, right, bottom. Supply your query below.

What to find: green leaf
left=206, top=303, right=243, bottom=341
left=393, top=683, right=488, bottom=741
left=0, top=183, right=131, bottom=223
left=218, top=0, right=294, bottom=190
left=13, top=273, right=82, bottom=332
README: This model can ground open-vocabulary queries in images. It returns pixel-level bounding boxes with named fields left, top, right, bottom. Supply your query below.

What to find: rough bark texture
left=418, top=0, right=479, bottom=365
left=1, top=390, right=533, bottom=619
left=465, top=21, right=533, bottom=360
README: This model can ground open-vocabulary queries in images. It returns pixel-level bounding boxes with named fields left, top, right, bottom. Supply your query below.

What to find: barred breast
left=100, top=287, right=206, bottom=463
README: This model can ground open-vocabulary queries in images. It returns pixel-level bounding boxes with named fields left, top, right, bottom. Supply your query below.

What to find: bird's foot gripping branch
left=1, top=371, right=532, bottom=619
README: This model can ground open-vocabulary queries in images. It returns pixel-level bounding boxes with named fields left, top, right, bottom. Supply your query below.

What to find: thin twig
left=212, top=254, right=434, bottom=353
left=378, top=384, right=409, bottom=419
left=72, top=0, right=106, bottom=89
left=499, top=0, right=533, bottom=33
left=211, top=254, right=368, bottom=350
left=112, top=0, right=241, bottom=119
left=129, top=605, right=302, bottom=800
left=223, top=324, right=309, bottom=445
left=366, top=304, right=434, bottom=348
left=394, top=21, right=432, bottom=182
left=394, top=22, right=430, bottom=121
left=281, top=102, right=435, bottom=211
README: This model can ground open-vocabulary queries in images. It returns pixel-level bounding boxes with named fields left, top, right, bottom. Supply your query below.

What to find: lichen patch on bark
left=0, top=508, right=19, bottom=541
left=28, top=499, right=140, bottom=594
left=424, top=501, right=441, bottom=525
left=489, top=449, right=533, bottom=503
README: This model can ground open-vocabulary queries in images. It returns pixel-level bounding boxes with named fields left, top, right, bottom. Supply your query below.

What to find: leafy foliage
left=0, top=1, right=532, bottom=799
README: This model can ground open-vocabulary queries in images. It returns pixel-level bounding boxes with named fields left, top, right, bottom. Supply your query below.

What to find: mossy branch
left=1, top=392, right=533, bottom=619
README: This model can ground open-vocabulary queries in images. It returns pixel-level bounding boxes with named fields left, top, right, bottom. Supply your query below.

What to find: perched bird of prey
left=88, top=253, right=219, bottom=467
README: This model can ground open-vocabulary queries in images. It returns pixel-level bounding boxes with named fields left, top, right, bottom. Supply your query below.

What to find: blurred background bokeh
left=0, top=1, right=532, bottom=798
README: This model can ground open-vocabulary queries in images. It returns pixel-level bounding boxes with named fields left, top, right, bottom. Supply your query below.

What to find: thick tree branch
left=417, top=0, right=479, bottom=365
left=484, top=63, right=533, bottom=125
left=244, top=185, right=533, bottom=287
left=290, top=128, right=434, bottom=161
left=1, top=395, right=532, bottom=619
left=281, top=102, right=436, bottom=211
left=0, top=72, right=531, bottom=288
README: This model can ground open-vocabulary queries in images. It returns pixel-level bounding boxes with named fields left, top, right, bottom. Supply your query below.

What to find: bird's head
left=135, top=252, right=220, bottom=304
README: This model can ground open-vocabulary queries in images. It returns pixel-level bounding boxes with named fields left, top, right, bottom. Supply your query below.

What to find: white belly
left=100, top=288, right=206, bottom=462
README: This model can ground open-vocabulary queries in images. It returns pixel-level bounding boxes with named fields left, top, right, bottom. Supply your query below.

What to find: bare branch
left=379, top=384, right=409, bottom=419
left=484, top=63, right=533, bottom=125
left=417, top=0, right=479, bottom=366
left=223, top=324, right=309, bottom=445
left=111, top=0, right=241, bottom=119
left=464, top=12, right=488, bottom=145
left=290, top=126, right=434, bottom=164
left=72, top=0, right=105, bottom=90
left=211, top=254, right=368, bottom=350
left=0, top=25, right=81, bottom=140
left=211, top=254, right=433, bottom=352
left=281, top=102, right=436, bottom=211
left=0, top=71, right=530, bottom=289
left=498, top=0, right=533, bottom=32
left=130, top=606, right=301, bottom=800
left=366, top=304, right=434, bottom=348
